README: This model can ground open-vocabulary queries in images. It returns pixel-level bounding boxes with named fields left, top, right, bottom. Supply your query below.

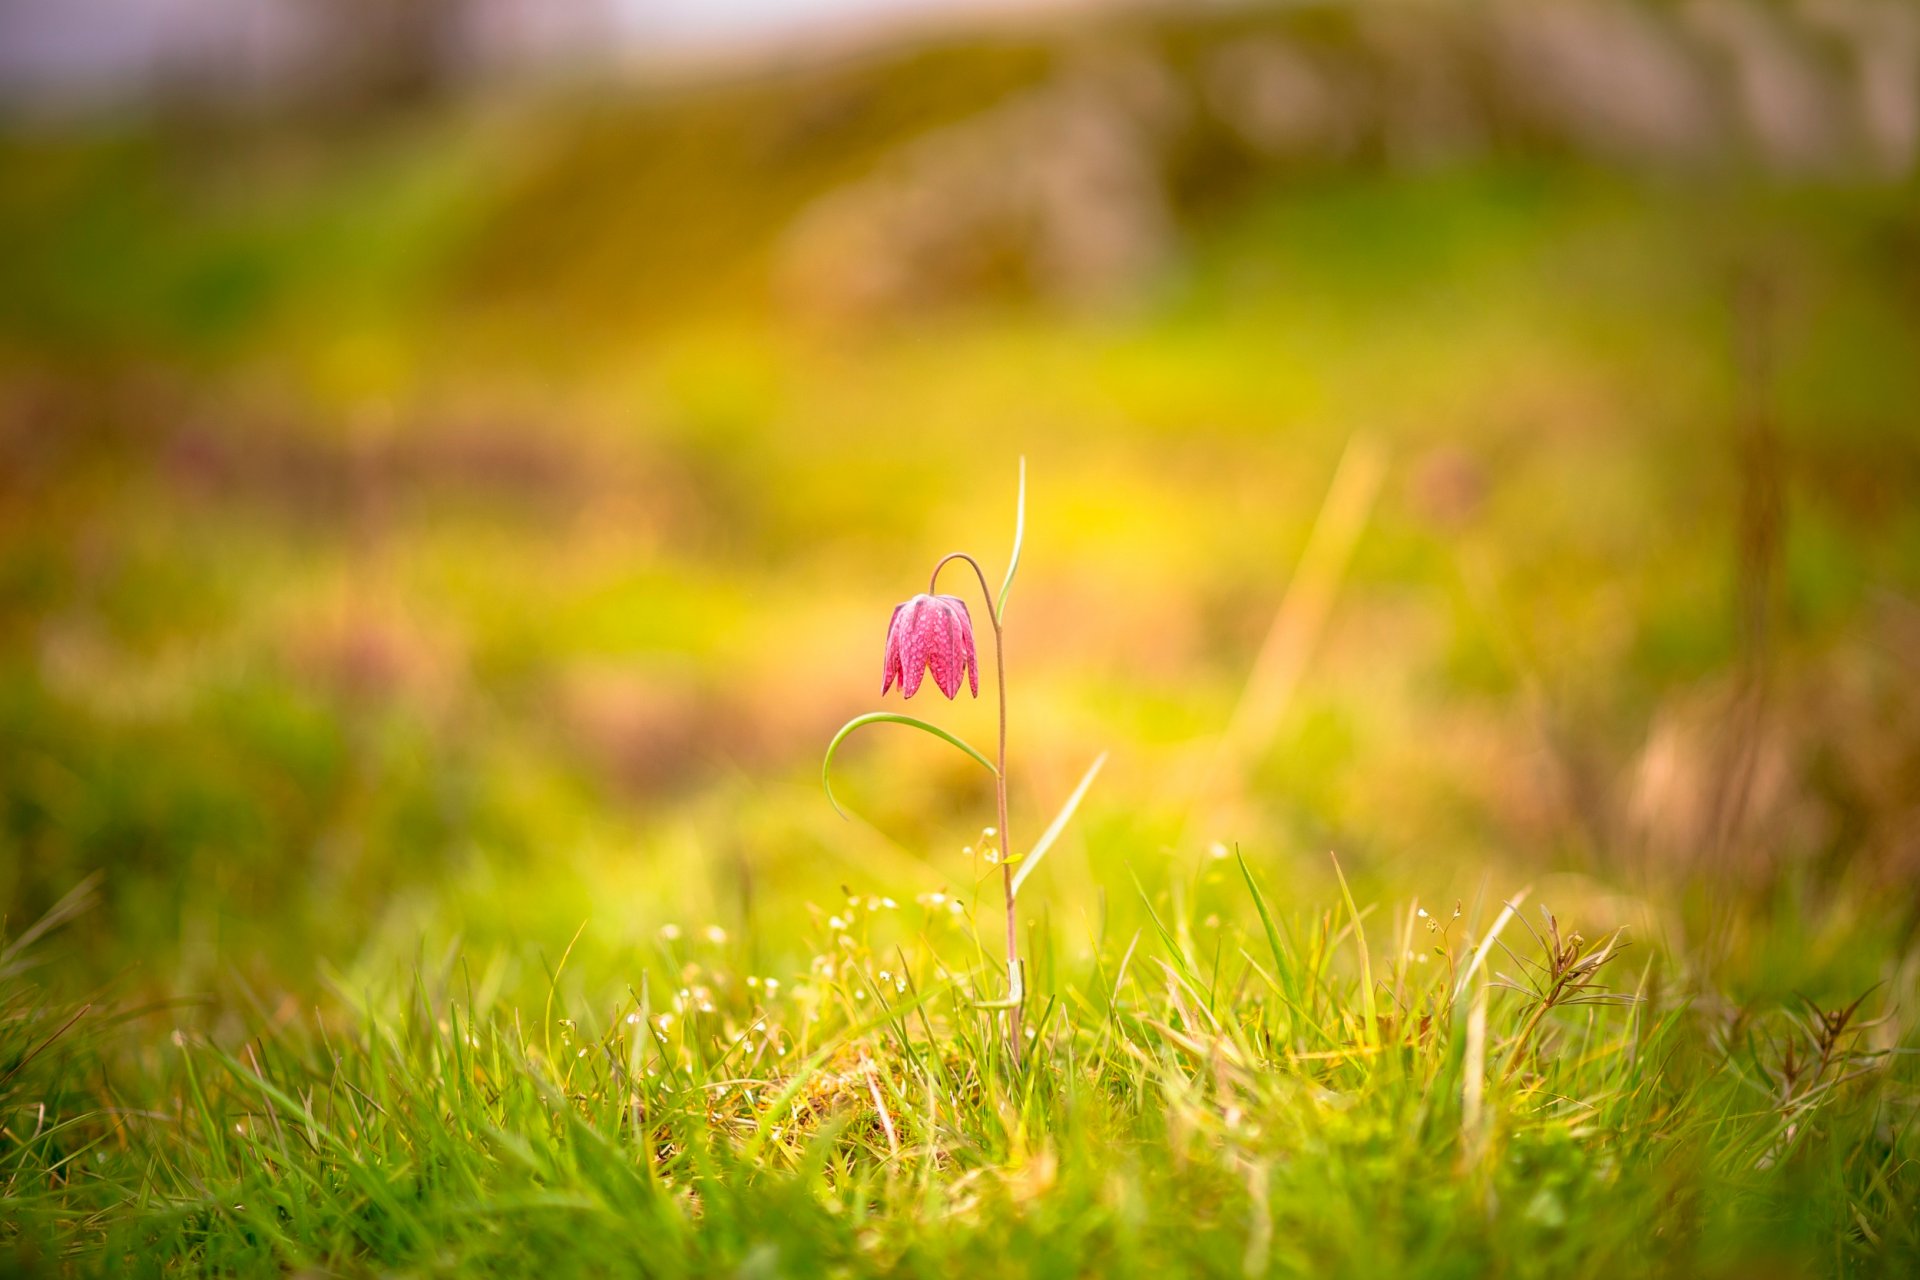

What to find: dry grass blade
left=1215, top=434, right=1388, bottom=782
left=0, top=872, right=103, bottom=979
left=1011, top=751, right=1107, bottom=898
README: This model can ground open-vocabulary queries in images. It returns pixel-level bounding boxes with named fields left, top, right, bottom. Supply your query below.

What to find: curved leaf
left=822, top=712, right=998, bottom=819
left=995, top=456, right=1026, bottom=623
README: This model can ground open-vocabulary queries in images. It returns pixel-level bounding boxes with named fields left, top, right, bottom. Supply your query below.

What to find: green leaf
left=1010, top=751, right=1106, bottom=898
left=1235, top=847, right=1300, bottom=1011
left=995, top=456, right=1026, bottom=623
left=1330, top=852, right=1377, bottom=1050
left=1129, top=864, right=1201, bottom=989
left=822, top=712, right=998, bottom=819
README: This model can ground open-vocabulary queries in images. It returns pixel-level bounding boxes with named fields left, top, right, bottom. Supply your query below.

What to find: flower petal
left=914, top=594, right=953, bottom=699
left=930, top=599, right=961, bottom=699
left=933, top=596, right=977, bottom=698
left=899, top=596, right=928, bottom=698
left=957, top=602, right=979, bottom=697
left=881, top=602, right=905, bottom=694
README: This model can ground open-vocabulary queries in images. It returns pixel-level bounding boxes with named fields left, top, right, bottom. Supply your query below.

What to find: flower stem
left=931, top=551, right=1022, bottom=1065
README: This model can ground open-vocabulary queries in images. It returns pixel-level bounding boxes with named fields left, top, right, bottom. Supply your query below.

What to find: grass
left=4, top=854, right=1915, bottom=1277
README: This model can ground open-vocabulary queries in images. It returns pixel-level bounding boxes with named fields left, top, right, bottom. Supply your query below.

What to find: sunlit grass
left=4, top=857, right=1913, bottom=1277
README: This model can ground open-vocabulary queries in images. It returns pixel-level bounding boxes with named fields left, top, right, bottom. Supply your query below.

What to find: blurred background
left=2, top=0, right=1917, bottom=1005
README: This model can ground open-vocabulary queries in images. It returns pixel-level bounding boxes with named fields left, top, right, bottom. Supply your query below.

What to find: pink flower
left=881, top=594, right=979, bottom=699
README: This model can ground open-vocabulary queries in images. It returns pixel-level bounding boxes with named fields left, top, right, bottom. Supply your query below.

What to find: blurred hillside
left=2, top=0, right=1919, bottom=1000
left=7, top=0, right=1920, bottom=344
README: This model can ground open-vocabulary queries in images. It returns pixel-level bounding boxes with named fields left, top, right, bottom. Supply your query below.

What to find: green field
left=4, top=6, right=1920, bottom=1275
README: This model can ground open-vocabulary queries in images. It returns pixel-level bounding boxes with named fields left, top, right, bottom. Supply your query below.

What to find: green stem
left=931, top=550, right=1021, bottom=1064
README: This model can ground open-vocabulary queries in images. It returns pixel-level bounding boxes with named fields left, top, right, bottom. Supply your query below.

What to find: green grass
left=4, top=859, right=1914, bottom=1277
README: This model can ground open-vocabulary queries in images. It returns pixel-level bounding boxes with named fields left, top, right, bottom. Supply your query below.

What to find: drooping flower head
left=881, top=593, right=979, bottom=699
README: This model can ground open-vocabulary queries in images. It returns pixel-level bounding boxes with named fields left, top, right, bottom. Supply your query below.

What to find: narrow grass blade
left=1235, top=849, right=1287, bottom=988
left=1211, top=435, right=1386, bottom=790
left=1453, top=888, right=1530, bottom=1004
left=1330, top=853, right=1377, bottom=1049
left=822, top=712, right=998, bottom=819
left=1461, top=977, right=1490, bottom=1167
left=0, top=871, right=102, bottom=978
left=1011, top=751, right=1106, bottom=898
left=0, top=1002, right=91, bottom=1090
left=1130, top=865, right=1200, bottom=988
left=995, top=456, right=1026, bottom=623
left=1237, top=950, right=1342, bottom=1050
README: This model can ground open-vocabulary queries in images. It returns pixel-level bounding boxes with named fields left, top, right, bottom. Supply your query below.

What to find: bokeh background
left=3, top=0, right=1918, bottom=1010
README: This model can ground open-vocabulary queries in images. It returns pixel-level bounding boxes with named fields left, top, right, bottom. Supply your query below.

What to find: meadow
left=3, top=4, right=1920, bottom=1274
